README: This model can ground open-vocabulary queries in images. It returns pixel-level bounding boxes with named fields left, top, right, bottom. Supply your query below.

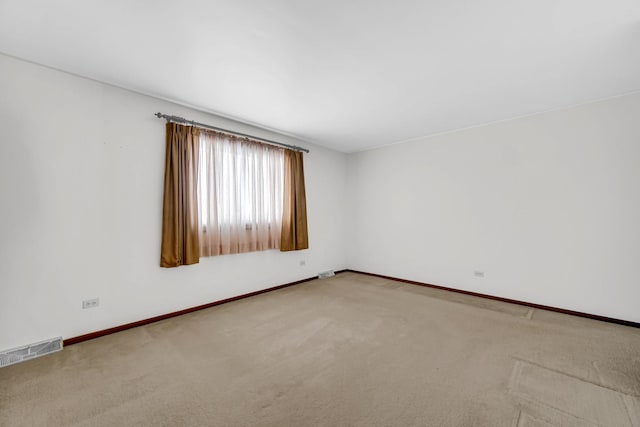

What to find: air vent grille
left=318, top=270, right=335, bottom=279
left=0, top=337, right=63, bottom=368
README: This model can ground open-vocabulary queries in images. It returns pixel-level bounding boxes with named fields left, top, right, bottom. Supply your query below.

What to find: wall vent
left=0, top=337, right=63, bottom=368
left=318, top=270, right=335, bottom=279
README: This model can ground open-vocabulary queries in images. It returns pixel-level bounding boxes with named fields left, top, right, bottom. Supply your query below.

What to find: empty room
left=1, top=1, right=639, bottom=426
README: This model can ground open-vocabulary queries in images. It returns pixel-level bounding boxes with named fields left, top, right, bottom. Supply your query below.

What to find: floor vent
left=318, top=270, right=335, bottom=279
left=0, top=337, right=63, bottom=368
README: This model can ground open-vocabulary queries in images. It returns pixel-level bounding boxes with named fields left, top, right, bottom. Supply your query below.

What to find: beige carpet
left=1, top=272, right=639, bottom=426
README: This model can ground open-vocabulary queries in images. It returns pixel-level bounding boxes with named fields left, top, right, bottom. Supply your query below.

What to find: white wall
left=0, top=54, right=348, bottom=350
left=348, top=93, right=640, bottom=323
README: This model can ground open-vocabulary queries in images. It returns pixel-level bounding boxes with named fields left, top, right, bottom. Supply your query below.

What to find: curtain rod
left=154, top=113, right=309, bottom=153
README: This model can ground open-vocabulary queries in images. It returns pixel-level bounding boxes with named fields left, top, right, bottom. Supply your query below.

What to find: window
left=159, top=121, right=308, bottom=268
left=197, top=130, right=284, bottom=257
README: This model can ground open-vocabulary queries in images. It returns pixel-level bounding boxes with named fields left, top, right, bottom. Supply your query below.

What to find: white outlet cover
left=82, top=298, right=100, bottom=309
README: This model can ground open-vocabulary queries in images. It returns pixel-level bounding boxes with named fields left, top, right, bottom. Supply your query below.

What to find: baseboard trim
left=64, top=267, right=636, bottom=346
left=64, top=270, right=348, bottom=346
left=346, top=270, right=640, bottom=329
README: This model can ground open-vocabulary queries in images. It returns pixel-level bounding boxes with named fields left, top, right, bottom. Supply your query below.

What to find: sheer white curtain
left=198, top=130, right=284, bottom=256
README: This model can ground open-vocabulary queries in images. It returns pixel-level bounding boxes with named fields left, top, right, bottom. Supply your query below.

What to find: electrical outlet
left=299, top=260, right=306, bottom=266
left=474, top=271, right=485, bottom=278
left=82, top=298, right=100, bottom=309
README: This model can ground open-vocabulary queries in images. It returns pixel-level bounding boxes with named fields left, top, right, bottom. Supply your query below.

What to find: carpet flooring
left=1, top=272, right=639, bottom=426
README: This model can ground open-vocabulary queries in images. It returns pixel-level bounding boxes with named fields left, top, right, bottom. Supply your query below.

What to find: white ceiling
left=1, top=0, right=639, bottom=152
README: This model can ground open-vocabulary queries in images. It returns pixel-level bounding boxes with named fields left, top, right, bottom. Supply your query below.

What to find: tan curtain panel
left=280, top=150, right=309, bottom=251
left=160, top=123, right=200, bottom=267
